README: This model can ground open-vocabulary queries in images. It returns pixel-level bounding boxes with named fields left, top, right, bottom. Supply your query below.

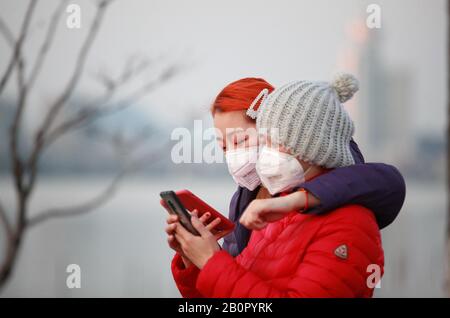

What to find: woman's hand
left=165, top=210, right=221, bottom=267
left=239, top=190, right=320, bottom=230
left=174, top=215, right=220, bottom=269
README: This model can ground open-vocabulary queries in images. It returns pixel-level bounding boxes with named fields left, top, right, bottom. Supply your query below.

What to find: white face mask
left=256, top=146, right=312, bottom=195
left=225, top=146, right=261, bottom=191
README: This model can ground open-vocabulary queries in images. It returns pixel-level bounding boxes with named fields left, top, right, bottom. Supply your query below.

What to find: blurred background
left=0, top=0, right=447, bottom=297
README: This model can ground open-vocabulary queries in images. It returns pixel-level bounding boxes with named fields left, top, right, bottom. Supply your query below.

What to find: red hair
left=211, top=78, right=275, bottom=117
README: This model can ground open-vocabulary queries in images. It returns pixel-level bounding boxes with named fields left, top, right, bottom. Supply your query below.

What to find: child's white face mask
left=256, top=146, right=311, bottom=195
left=225, top=146, right=261, bottom=191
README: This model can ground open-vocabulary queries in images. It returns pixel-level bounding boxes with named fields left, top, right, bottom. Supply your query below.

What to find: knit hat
left=255, top=73, right=358, bottom=168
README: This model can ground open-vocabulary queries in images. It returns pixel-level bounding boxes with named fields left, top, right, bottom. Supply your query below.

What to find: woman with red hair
left=165, top=76, right=405, bottom=297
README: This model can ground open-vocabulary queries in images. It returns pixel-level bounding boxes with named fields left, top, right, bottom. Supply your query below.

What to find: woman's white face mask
left=255, top=146, right=312, bottom=195
left=225, top=146, right=261, bottom=191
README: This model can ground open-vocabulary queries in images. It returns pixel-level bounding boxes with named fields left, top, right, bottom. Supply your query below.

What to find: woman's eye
left=235, top=136, right=248, bottom=146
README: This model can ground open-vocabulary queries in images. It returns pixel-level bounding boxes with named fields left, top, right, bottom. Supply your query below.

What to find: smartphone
left=160, top=191, right=200, bottom=236
left=160, top=189, right=235, bottom=239
left=174, top=189, right=235, bottom=238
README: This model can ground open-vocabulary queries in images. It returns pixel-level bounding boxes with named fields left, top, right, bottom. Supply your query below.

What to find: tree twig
left=26, top=140, right=170, bottom=228
left=9, top=40, right=28, bottom=196
left=27, top=170, right=125, bottom=227
left=8, top=0, right=38, bottom=196
left=37, top=0, right=109, bottom=131
left=0, top=16, right=15, bottom=46
left=0, top=0, right=37, bottom=95
left=26, top=0, right=111, bottom=195
left=44, top=63, right=183, bottom=149
left=0, top=201, right=12, bottom=240
left=27, top=0, right=68, bottom=91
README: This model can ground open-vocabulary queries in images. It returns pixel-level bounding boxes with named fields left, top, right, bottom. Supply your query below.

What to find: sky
left=0, top=0, right=446, bottom=138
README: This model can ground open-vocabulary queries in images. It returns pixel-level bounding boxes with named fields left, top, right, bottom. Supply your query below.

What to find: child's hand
left=239, top=190, right=318, bottom=230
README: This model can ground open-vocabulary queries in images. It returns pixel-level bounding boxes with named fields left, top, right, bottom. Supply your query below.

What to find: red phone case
left=160, top=189, right=235, bottom=237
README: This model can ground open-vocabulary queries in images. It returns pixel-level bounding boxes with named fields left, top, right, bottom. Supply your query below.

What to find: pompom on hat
left=256, top=73, right=359, bottom=168
left=332, top=72, right=359, bottom=103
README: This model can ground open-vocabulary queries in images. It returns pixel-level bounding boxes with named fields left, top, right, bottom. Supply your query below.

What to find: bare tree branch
left=43, top=63, right=183, bottom=149
left=9, top=41, right=28, bottom=196
left=7, top=1, right=38, bottom=196
left=27, top=170, right=125, bottom=227
left=93, top=55, right=151, bottom=92
left=16, top=48, right=26, bottom=93
left=0, top=0, right=184, bottom=288
left=0, top=201, right=12, bottom=240
left=9, top=43, right=29, bottom=232
left=27, top=140, right=170, bottom=228
left=1, top=0, right=185, bottom=290
left=37, top=0, right=109, bottom=132
left=27, top=0, right=68, bottom=91
left=90, top=125, right=154, bottom=161
left=0, top=17, right=15, bottom=46
left=26, top=0, right=112, bottom=195
left=0, top=0, right=37, bottom=95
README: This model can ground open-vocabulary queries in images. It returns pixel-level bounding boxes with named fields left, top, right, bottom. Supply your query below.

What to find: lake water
left=0, top=176, right=447, bottom=297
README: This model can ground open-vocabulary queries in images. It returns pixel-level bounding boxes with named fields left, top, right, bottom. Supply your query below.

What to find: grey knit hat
left=254, top=73, right=358, bottom=168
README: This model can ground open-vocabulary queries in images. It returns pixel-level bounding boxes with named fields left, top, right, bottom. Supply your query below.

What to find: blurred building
left=339, top=19, right=445, bottom=181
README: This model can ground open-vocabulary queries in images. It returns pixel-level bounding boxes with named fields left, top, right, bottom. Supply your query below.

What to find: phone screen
left=160, top=191, right=200, bottom=236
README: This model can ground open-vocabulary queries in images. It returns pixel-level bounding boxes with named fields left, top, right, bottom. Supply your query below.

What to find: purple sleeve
left=349, top=139, right=365, bottom=164
left=300, top=140, right=406, bottom=229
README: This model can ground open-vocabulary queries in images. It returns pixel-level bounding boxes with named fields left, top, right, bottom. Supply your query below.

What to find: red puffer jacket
left=171, top=204, right=384, bottom=298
